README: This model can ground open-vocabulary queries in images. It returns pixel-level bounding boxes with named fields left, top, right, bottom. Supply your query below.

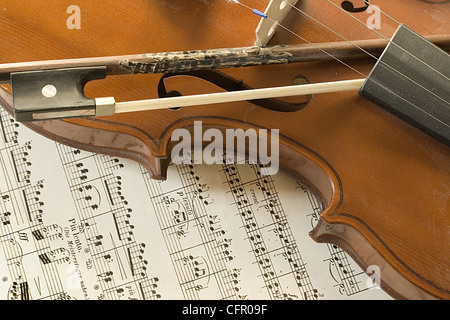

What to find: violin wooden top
left=0, top=0, right=448, bottom=299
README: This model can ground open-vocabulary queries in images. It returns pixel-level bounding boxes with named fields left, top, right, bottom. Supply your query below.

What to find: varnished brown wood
left=0, top=0, right=448, bottom=299
left=0, top=34, right=449, bottom=84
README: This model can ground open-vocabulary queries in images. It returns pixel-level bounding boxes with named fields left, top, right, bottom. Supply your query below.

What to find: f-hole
left=341, top=0, right=370, bottom=13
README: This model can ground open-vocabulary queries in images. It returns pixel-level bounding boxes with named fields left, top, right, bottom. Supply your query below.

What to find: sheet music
left=0, top=108, right=391, bottom=300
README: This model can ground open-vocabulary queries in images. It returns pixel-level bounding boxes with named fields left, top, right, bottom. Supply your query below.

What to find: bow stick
left=0, top=28, right=449, bottom=145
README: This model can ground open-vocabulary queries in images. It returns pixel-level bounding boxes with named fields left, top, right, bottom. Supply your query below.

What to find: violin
left=0, top=0, right=448, bottom=300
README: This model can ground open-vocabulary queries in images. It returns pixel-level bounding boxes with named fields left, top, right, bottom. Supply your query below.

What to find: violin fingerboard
left=359, top=25, right=450, bottom=146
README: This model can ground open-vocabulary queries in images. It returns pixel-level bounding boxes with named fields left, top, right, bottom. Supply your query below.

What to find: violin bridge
left=254, top=0, right=299, bottom=46
left=10, top=67, right=115, bottom=122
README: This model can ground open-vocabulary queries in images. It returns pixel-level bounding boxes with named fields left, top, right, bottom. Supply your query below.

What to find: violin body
left=0, top=0, right=448, bottom=299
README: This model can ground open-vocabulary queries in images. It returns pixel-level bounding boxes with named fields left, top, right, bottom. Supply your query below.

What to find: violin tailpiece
left=359, top=24, right=450, bottom=146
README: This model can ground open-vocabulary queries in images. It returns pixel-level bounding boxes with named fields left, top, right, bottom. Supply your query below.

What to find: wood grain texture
left=0, top=0, right=448, bottom=299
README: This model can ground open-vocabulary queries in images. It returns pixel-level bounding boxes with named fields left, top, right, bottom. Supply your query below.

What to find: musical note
left=1, top=211, right=11, bottom=226
left=7, top=278, right=30, bottom=300
left=0, top=108, right=390, bottom=300
left=98, top=270, right=114, bottom=283
left=38, top=248, right=70, bottom=265
left=18, top=232, right=28, bottom=242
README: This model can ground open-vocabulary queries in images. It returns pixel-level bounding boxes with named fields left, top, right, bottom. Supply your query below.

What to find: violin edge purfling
left=0, top=0, right=449, bottom=300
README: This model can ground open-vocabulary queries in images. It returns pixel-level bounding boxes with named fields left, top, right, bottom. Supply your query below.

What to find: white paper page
left=0, top=108, right=391, bottom=300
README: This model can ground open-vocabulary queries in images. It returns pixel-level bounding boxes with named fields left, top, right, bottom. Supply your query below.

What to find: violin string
left=283, top=1, right=450, bottom=108
left=322, top=0, right=450, bottom=82
left=232, top=0, right=450, bottom=87
left=229, top=0, right=450, bottom=128
left=325, top=0, right=401, bottom=40
left=285, top=4, right=381, bottom=63
left=356, top=0, right=403, bottom=26
left=272, top=14, right=450, bottom=123
left=230, top=0, right=367, bottom=77
left=266, top=17, right=367, bottom=77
